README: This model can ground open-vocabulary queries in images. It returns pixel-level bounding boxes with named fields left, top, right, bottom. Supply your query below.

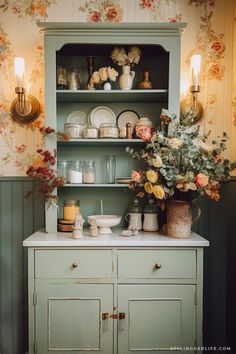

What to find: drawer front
left=118, top=250, right=196, bottom=279
left=35, top=250, right=113, bottom=279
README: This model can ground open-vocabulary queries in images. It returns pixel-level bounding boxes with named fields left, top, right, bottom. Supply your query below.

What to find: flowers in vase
left=88, top=66, right=118, bottom=90
left=110, top=46, right=142, bottom=67
left=126, top=109, right=235, bottom=203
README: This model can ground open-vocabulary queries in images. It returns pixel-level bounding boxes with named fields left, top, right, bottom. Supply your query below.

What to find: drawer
left=35, top=250, right=113, bottom=279
left=118, top=250, right=196, bottom=279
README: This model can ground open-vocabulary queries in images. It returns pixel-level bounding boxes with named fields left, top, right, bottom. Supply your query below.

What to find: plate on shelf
left=117, top=110, right=139, bottom=131
left=88, top=106, right=116, bottom=128
left=116, top=177, right=132, bottom=184
left=66, top=111, right=88, bottom=125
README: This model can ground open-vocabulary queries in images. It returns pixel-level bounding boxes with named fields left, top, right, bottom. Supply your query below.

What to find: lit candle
left=190, top=54, right=201, bottom=87
left=14, top=57, right=25, bottom=89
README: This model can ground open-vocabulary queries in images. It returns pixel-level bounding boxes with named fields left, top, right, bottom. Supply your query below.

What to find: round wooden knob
left=155, top=263, right=161, bottom=269
left=72, top=262, right=78, bottom=268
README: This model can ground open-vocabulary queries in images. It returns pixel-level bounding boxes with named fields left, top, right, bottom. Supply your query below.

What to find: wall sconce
left=10, top=57, right=41, bottom=124
left=180, top=54, right=203, bottom=124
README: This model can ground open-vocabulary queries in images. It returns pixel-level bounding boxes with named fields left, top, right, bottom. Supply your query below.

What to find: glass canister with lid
left=63, top=200, right=80, bottom=221
left=64, top=123, right=83, bottom=139
left=83, top=161, right=96, bottom=184
left=68, top=160, right=83, bottom=184
left=57, top=160, right=69, bottom=182
left=83, top=125, right=99, bottom=139
left=99, top=123, right=119, bottom=138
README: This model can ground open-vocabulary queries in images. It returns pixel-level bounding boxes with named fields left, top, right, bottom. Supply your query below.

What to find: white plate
left=117, top=110, right=139, bottom=131
left=66, top=111, right=87, bottom=125
left=89, top=106, right=116, bottom=128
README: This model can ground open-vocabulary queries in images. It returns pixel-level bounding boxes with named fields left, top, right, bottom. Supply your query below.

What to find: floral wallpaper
left=0, top=0, right=235, bottom=176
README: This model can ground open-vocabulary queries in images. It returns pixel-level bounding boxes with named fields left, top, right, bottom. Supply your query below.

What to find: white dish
left=88, top=106, right=116, bottom=128
left=87, top=215, right=121, bottom=234
left=117, top=110, right=139, bottom=131
left=66, top=111, right=87, bottom=125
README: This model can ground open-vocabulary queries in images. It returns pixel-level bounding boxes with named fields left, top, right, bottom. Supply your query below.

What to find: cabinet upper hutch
left=38, top=22, right=186, bottom=233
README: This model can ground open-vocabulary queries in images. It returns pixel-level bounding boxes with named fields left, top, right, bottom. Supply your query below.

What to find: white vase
left=119, top=65, right=135, bottom=90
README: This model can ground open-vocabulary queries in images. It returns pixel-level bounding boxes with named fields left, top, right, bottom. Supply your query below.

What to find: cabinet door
left=118, top=285, right=196, bottom=354
left=35, top=283, right=113, bottom=354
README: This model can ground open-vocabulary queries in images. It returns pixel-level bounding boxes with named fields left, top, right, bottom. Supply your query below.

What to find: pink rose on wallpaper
left=211, top=41, right=225, bottom=55
left=208, top=62, right=225, bottom=80
left=29, top=1, right=48, bottom=18
left=88, top=10, right=101, bottom=22
left=104, top=5, right=122, bottom=22
left=131, top=170, right=142, bottom=183
left=195, top=173, right=209, bottom=188
left=15, top=144, right=26, bottom=154
left=139, top=0, right=156, bottom=11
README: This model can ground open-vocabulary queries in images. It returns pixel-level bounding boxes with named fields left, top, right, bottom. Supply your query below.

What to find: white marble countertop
left=23, top=229, right=209, bottom=247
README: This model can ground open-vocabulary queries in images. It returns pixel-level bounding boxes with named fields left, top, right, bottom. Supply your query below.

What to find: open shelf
left=56, top=89, right=168, bottom=103
left=62, top=183, right=129, bottom=187
left=57, top=138, right=144, bottom=146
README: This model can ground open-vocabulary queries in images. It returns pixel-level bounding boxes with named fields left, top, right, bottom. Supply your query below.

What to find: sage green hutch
left=23, top=23, right=209, bottom=354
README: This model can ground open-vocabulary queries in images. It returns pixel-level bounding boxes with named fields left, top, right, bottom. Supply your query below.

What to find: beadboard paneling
left=0, top=178, right=44, bottom=354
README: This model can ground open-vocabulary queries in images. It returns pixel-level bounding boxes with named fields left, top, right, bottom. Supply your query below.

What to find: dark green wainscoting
left=0, top=177, right=44, bottom=354
left=0, top=177, right=235, bottom=353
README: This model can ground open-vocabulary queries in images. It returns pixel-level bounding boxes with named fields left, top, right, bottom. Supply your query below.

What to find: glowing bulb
left=14, top=57, right=25, bottom=89
left=190, top=54, right=201, bottom=87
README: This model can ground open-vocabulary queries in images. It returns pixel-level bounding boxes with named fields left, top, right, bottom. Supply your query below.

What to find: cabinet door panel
left=118, top=285, right=196, bottom=354
left=35, top=283, right=113, bottom=354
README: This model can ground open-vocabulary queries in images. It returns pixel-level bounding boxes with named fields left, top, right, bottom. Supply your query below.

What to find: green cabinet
left=25, top=241, right=206, bottom=354
left=38, top=22, right=186, bottom=233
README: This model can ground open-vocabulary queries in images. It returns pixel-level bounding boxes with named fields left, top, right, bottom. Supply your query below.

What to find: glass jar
left=99, top=123, right=119, bottom=138
left=67, top=68, right=80, bottom=90
left=129, top=198, right=142, bottom=213
left=83, top=161, right=96, bottom=184
left=63, top=200, right=80, bottom=221
left=56, top=65, right=67, bottom=89
left=57, top=160, right=69, bottom=182
left=68, top=161, right=83, bottom=184
left=64, top=123, right=83, bottom=139
left=83, top=125, right=98, bottom=139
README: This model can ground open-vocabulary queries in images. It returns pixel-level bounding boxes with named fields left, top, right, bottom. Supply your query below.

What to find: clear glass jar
left=63, top=200, right=80, bottom=221
left=56, top=65, right=67, bottom=89
left=68, top=161, right=83, bottom=184
left=83, top=125, right=98, bottom=139
left=99, top=123, right=119, bottom=138
left=83, top=161, right=96, bottom=184
left=64, top=123, right=83, bottom=139
left=67, top=68, right=80, bottom=90
left=57, top=160, right=69, bottom=182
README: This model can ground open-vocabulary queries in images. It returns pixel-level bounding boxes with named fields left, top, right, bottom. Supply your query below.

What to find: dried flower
left=110, top=46, right=142, bottom=67
left=88, top=66, right=118, bottom=90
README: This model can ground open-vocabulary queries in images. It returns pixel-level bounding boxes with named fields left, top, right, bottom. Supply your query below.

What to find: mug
left=125, top=213, right=142, bottom=231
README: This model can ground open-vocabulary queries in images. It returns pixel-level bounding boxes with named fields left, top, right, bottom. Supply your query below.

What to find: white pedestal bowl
left=88, top=215, right=121, bottom=234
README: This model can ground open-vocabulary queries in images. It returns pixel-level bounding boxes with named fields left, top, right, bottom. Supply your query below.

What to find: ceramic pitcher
left=119, top=65, right=135, bottom=90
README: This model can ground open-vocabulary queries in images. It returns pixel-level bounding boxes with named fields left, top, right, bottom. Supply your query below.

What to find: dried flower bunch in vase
left=87, top=66, right=118, bottom=90
left=110, top=46, right=142, bottom=67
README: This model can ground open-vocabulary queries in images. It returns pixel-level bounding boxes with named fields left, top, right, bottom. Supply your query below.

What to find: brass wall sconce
left=10, top=57, right=41, bottom=124
left=180, top=54, right=203, bottom=125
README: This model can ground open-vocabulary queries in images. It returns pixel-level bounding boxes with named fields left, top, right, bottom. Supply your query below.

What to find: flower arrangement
left=88, top=66, right=118, bottom=90
left=127, top=109, right=233, bottom=203
left=26, top=149, right=65, bottom=201
left=110, top=46, right=142, bottom=67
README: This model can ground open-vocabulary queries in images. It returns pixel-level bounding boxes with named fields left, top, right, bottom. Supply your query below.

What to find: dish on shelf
left=117, top=110, right=139, bottom=132
left=88, top=106, right=116, bottom=128
left=116, top=177, right=132, bottom=184
left=66, top=111, right=87, bottom=125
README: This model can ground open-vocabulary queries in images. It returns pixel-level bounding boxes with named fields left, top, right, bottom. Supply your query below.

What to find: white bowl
left=88, top=215, right=121, bottom=234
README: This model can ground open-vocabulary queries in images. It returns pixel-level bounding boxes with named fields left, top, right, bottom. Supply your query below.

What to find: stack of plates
left=88, top=106, right=116, bottom=128
left=66, top=111, right=88, bottom=125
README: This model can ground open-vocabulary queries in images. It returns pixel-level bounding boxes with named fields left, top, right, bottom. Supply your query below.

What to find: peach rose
left=211, top=41, right=225, bottom=55
left=208, top=62, right=225, bottom=80
left=136, top=127, right=152, bottom=141
left=146, top=170, right=158, bottom=183
left=91, top=71, right=100, bottom=84
left=104, top=5, right=122, bottom=23
left=131, top=170, right=142, bottom=183
left=88, top=10, right=101, bottom=22
left=153, top=185, right=165, bottom=199
left=195, top=173, right=209, bottom=188
left=99, top=67, right=108, bottom=82
left=151, top=154, right=162, bottom=168
left=144, top=182, right=153, bottom=194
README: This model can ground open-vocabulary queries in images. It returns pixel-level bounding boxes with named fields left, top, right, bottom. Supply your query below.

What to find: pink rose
left=88, top=10, right=101, bottom=22
left=195, top=173, right=209, bottom=188
left=131, top=170, right=142, bottom=183
left=136, top=126, right=152, bottom=141
left=211, top=41, right=225, bottom=55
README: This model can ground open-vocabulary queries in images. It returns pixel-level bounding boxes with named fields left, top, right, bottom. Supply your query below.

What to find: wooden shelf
left=56, top=89, right=168, bottom=103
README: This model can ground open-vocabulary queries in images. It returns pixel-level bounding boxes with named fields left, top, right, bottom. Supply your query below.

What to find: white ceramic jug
left=119, top=65, right=135, bottom=90
left=143, top=213, right=158, bottom=232
left=125, top=213, right=142, bottom=230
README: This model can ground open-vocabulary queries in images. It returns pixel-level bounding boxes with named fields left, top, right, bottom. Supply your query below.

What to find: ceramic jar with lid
left=64, top=123, right=83, bottom=139
left=67, top=68, right=80, bottom=90
left=83, top=125, right=98, bottom=139
left=99, top=123, right=119, bottom=138
left=143, top=199, right=158, bottom=232
left=125, top=199, right=142, bottom=231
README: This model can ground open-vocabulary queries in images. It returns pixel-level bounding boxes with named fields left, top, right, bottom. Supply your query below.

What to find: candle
left=14, top=57, right=25, bottom=89
left=100, top=199, right=103, bottom=215
left=190, top=54, right=201, bottom=87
